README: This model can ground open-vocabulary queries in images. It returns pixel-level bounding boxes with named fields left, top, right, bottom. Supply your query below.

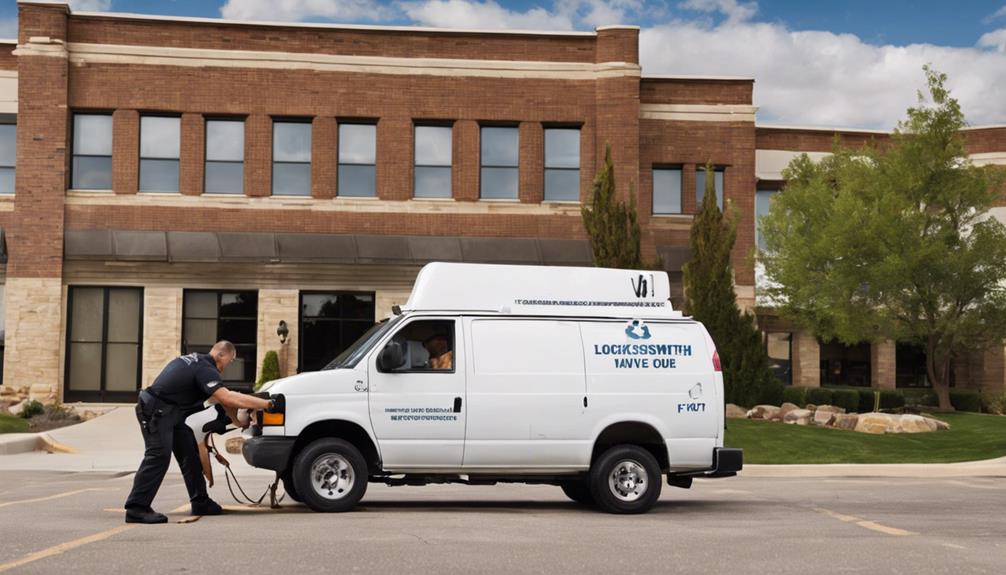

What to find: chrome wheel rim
left=608, top=459, right=648, bottom=502
left=310, top=454, right=355, bottom=500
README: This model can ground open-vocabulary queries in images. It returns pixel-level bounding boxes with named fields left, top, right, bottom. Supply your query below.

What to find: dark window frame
left=298, top=291, right=377, bottom=374
left=479, top=124, right=520, bottom=200
left=652, top=164, right=684, bottom=215
left=695, top=165, right=726, bottom=211
left=64, top=286, right=144, bottom=403
left=181, top=289, right=258, bottom=389
left=70, top=111, right=114, bottom=191
left=0, top=115, right=15, bottom=195
left=413, top=123, right=453, bottom=199
left=337, top=120, right=378, bottom=198
left=543, top=126, right=581, bottom=202
left=203, top=116, right=246, bottom=195
left=138, top=113, right=182, bottom=193
left=271, top=118, right=313, bottom=197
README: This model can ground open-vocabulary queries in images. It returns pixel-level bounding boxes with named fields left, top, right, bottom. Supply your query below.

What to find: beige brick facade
left=256, top=290, right=300, bottom=381
left=791, top=331, right=821, bottom=388
left=141, top=287, right=182, bottom=388
left=871, top=340, right=897, bottom=390
left=1, top=277, right=63, bottom=401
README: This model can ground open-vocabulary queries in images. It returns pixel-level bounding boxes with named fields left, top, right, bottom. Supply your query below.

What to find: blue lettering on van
left=677, top=403, right=706, bottom=413
left=594, top=343, right=689, bottom=370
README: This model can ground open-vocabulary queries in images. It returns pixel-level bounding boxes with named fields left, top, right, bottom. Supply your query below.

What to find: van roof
left=403, top=262, right=682, bottom=319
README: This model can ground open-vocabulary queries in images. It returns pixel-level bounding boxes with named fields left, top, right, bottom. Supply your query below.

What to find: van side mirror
left=378, top=340, right=406, bottom=372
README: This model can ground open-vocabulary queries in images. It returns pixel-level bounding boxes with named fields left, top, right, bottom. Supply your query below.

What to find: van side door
left=367, top=317, right=466, bottom=471
left=463, top=318, right=588, bottom=470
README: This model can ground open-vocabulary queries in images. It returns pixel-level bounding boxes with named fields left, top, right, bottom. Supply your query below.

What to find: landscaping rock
left=784, top=408, right=814, bottom=425
left=8, top=400, right=27, bottom=417
left=815, top=404, right=846, bottom=415
left=813, top=410, right=836, bottom=427
left=746, top=405, right=781, bottom=420
left=855, top=413, right=895, bottom=434
left=778, top=402, right=800, bottom=419
left=725, top=404, right=748, bottom=419
left=225, top=436, right=245, bottom=455
left=833, top=413, right=860, bottom=430
left=805, top=404, right=817, bottom=412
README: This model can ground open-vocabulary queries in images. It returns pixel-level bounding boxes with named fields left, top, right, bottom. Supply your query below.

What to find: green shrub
left=255, top=351, right=281, bottom=392
left=902, top=389, right=939, bottom=408
left=806, top=388, right=833, bottom=406
left=782, top=386, right=807, bottom=406
left=980, top=392, right=1006, bottom=415
left=856, top=389, right=876, bottom=413
left=879, top=390, right=905, bottom=410
left=19, top=400, right=44, bottom=419
left=950, top=390, right=982, bottom=413
left=831, top=389, right=860, bottom=412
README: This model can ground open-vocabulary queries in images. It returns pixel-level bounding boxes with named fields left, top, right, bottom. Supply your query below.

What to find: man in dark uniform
left=124, top=340, right=277, bottom=524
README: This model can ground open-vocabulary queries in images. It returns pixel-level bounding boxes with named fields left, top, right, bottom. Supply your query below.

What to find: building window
left=338, top=123, right=377, bottom=197
left=182, top=290, right=258, bottom=389
left=820, top=340, right=871, bottom=387
left=695, top=166, right=724, bottom=211
left=755, top=188, right=779, bottom=251
left=272, top=120, right=312, bottom=196
left=764, top=332, right=792, bottom=385
left=414, top=125, right=452, bottom=199
left=71, top=113, right=113, bottom=190
left=0, top=284, right=5, bottom=387
left=480, top=126, right=519, bottom=200
left=652, top=167, right=683, bottom=214
left=205, top=119, right=245, bottom=194
left=65, top=287, right=143, bottom=402
left=0, top=121, right=14, bottom=195
left=544, top=128, right=580, bottom=201
left=299, top=292, right=376, bottom=373
left=139, top=116, right=180, bottom=192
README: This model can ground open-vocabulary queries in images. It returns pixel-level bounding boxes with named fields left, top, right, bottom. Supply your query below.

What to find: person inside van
left=423, top=333, right=453, bottom=370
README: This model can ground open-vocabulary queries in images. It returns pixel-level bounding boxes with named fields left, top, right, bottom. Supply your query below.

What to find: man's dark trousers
left=124, top=395, right=209, bottom=512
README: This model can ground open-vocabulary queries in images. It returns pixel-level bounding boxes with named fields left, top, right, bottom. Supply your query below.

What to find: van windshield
left=322, top=315, right=402, bottom=370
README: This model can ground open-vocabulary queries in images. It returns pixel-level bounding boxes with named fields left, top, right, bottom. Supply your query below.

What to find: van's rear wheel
left=559, top=480, right=594, bottom=505
left=292, top=438, right=368, bottom=512
left=588, top=444, right=662, bottom=514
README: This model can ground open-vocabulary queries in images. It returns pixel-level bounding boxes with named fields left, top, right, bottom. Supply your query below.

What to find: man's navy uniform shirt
left=147, top=353, right=226, bottom=409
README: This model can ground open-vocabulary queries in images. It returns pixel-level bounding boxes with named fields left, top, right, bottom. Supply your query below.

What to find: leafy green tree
left=582, top=145, right=645, bottom=269
left=685, top=164, right=782, bottom=407
left=760, top=67, right=1006, bottom=410
left=256, top=350, right=282, bottom=391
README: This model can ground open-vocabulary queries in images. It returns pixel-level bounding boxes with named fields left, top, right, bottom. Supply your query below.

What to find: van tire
left=559, top=480, right=594, bottom=505
left=588, top=444, right=662, bottom=514
left=292, top=438, right=368, bottom=512
left=281, top=471, right=301, bottom=503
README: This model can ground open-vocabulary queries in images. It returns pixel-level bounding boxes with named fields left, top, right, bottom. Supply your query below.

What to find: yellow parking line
left=813, top=507, right=916, bottom=536
left=0, top=504, right=189, bottom=573
left=0, top=488, right=116, bottom=509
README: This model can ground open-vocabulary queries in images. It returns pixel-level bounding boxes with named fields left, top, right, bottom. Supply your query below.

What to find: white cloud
left=640, top=19, right=1006, bottom=129
left=220, top=0, right=392, bottom=22
left=979, top=28, right=1006, bottom=53
left=678, top=0, right=756, bottom=23
left=401, top=0, right=574, bottom=30
left=69, top=0, right=112, bottom=10
left=984, top=5, right=1006, bottom=23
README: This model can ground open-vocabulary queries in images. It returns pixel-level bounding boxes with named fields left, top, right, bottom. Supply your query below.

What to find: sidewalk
left=2, top=407, right=1005, bottom=478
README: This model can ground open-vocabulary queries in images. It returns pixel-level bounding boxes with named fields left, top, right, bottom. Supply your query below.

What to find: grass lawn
left=0, top=413, right=29, bottom=434
left=725, top=413, right=1006, bottom=464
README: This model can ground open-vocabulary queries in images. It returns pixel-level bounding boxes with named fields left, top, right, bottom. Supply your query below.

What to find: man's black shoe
left=190, top=498, right=223, bottom=516
left=125, top=509, right=169, bottom=524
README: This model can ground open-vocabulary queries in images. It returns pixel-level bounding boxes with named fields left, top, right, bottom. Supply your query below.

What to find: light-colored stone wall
left=870, top=340, right=896, bottom=390
left=142, top=287, right=183, bottom=388
left=376, top=289, right=412, bottom=321
left=791, top=330, right=821, bottom=388
left=1, top=278, right=63, bottom=403
left=257, top=289, right=299, bottom=381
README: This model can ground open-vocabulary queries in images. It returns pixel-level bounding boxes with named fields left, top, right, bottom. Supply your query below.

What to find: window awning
left=63, top=230, right=597, bottom=267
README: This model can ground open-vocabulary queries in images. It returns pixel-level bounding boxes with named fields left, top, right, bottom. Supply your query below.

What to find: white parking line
left=0, top=488, right=116, bottom=510
left=813, top=507, right=917, bottom=536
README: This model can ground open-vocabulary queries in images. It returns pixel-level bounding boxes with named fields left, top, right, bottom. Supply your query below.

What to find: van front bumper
left=242, top=436, right=296, bottom=472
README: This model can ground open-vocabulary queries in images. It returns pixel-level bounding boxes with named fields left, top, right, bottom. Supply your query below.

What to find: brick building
left=1, top=0, right=1004, bottom=404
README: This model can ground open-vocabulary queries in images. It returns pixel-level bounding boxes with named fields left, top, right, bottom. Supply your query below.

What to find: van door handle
left=453, top=397, right=462, bottom=413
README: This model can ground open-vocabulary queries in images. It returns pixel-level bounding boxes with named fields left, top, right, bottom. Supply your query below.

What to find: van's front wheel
left=292, top=438, right=368, bottom=512
left=588, top=445, right=662, bottom=514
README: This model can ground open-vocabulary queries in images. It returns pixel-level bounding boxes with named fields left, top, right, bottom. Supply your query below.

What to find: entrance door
left=65, top=287, right=143, bottom=403
left=367, top=317, right=465, bottom=471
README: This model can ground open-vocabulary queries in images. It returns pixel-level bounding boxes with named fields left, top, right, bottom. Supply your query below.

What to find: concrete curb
left=742, top=459, right=1006, bottom=478
left=0, top=432, right=79, bottom=455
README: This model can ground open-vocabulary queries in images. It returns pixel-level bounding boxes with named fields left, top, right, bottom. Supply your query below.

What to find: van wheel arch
left=291, top=420, right=382, bottom=475
left=591, top=421, right=669, bottom=473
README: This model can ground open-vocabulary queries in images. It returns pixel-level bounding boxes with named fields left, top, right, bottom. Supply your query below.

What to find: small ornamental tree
left=760, top=67, right=1006, bottom=410
left=685, top=164, right=782, bottom=407
left=255, top=350, right=281, bottom=391
left=582, top=145, right=645, bottom=269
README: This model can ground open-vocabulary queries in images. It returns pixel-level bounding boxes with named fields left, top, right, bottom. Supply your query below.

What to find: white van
left=244, top=263, right=742, bottom=514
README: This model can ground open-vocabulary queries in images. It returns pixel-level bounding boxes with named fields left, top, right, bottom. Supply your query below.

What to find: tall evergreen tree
left=581, top=145, right=645, bottom=269
left=685, top=164, right=782, bottom=407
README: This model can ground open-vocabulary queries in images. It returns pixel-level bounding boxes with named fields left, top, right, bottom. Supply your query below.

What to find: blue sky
left=4, top=1, right=1006, bottom=128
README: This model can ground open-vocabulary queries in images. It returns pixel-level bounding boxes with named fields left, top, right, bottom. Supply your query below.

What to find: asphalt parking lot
left=0, top=470, right=1003, bottom=574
